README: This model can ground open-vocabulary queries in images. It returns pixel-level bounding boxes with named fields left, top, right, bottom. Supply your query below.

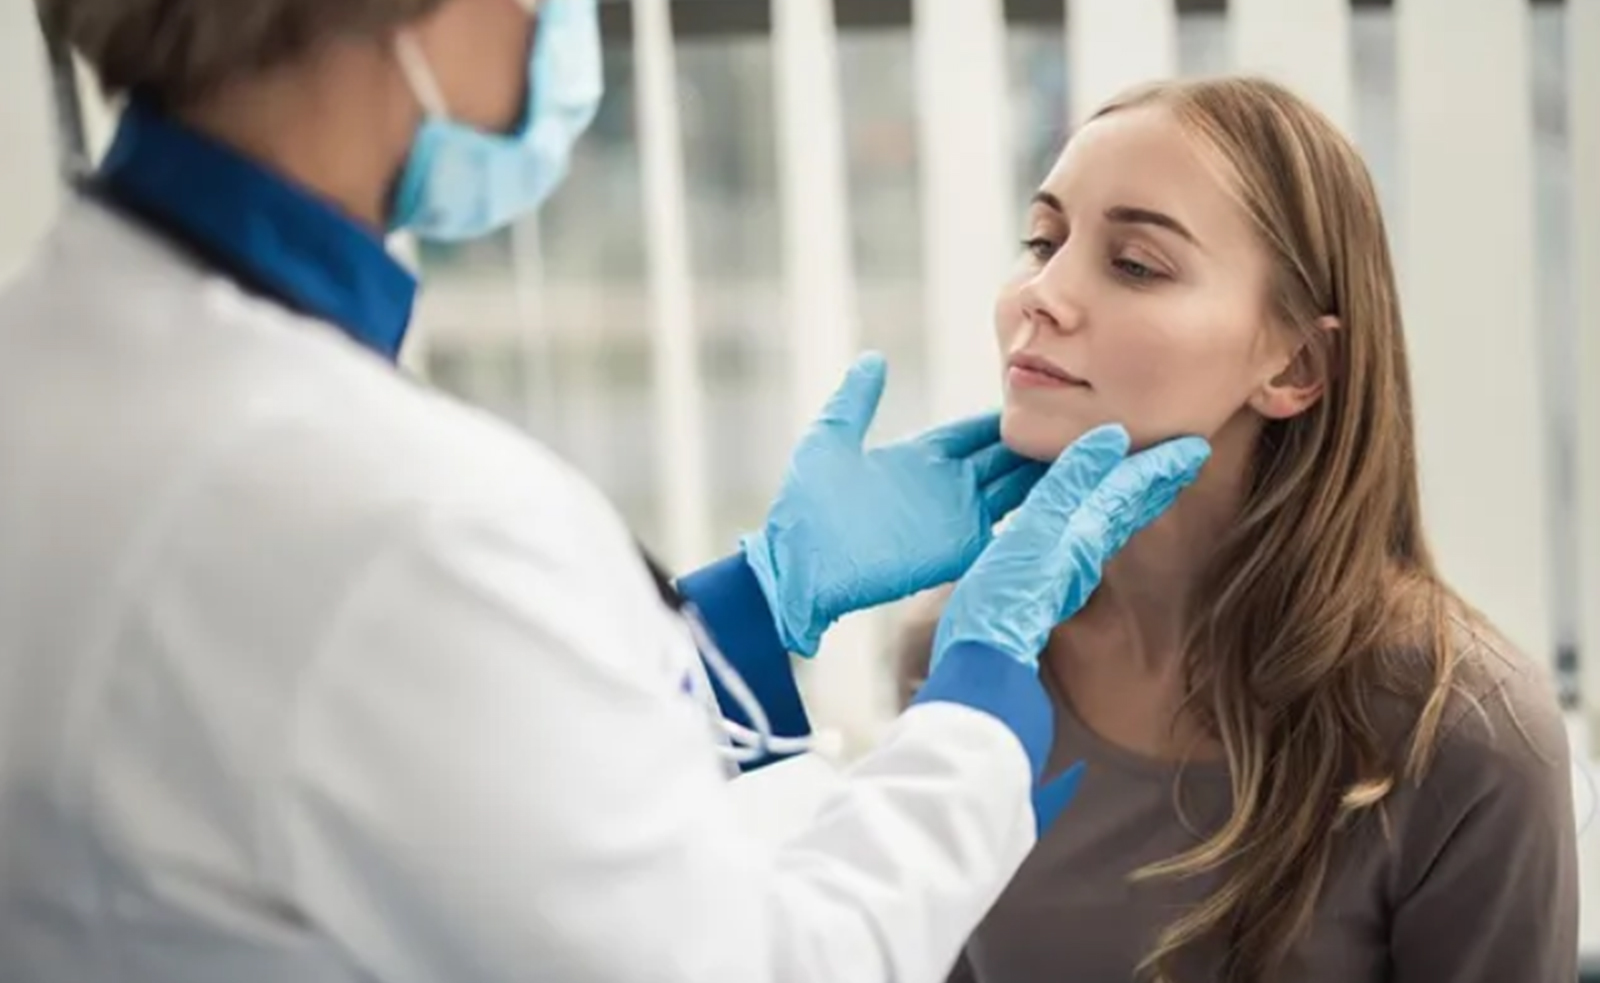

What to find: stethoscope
left=639, top=555, right=813, bottom=764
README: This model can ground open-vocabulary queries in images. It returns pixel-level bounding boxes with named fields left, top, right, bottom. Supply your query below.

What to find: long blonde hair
left=1091, top=77, right=1473, bottom=981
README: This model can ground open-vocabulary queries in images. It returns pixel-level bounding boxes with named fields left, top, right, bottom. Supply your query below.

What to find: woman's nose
left=1017, top=254, right=1087, bottom=336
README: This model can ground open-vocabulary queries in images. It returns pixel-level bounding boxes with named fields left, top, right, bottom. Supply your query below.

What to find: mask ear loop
left=393, top=33, right=451, bottom=119
left=681, top=604, right=813, bottom=764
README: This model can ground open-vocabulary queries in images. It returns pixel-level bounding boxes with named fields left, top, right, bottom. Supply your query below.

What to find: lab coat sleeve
left=275, top=503, right=1049, bottom=983
left=676, top=554, right=811, bottom=769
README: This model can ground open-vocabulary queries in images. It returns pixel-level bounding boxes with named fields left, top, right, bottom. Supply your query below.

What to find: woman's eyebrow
left=1104, top=205, right=1200, bottom=248
left=1029, top=191, right=1202, bottom=250
left=1030, top=190, right=1065, bottom=214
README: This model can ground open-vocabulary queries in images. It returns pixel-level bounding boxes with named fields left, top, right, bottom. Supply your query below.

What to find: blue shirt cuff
left=910, top=642, right=1054, bottom=782
left=677, top=554, right=812, bottom=770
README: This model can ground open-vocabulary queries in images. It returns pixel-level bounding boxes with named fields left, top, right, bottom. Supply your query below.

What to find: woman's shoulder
left=890, top=585, right=1572, bottom=796
left=1384, top=613, right=1573, bottom=872
left=1426, top=614, right=1569, bottom=775
left=1376, top=614, right=1578, bottom=961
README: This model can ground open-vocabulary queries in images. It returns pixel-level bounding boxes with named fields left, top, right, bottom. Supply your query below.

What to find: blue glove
left=932, top=424, right=1212, bottom=672
left=742, top=352, right=1046, bottom=657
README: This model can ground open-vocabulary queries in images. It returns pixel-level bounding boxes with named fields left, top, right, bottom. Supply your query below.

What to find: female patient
left=896, top=76, right=1577, bottom=982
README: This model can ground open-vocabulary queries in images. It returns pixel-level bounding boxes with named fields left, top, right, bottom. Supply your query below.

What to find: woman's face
left=995, top=105, right=1300, bottom=460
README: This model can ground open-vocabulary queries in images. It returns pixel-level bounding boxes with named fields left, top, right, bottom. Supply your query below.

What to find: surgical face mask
left=389, top=0, right=603, bottom=242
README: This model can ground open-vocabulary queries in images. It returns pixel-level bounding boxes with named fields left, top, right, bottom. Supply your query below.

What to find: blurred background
left=1, top=0, right=1597, bottom=963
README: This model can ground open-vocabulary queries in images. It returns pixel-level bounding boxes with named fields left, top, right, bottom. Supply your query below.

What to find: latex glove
left=932, top=424, right=1212, bottom=671
left=743, top=352, right=1046, bottom=657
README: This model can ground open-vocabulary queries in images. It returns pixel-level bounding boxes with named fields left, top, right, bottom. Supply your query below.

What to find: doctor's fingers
left=813, top=351, right=889, bottom=445
left=980, top=460, right=1049, bottom=519
left=1061, top=436, right=1211, bottom=556
left=966, top=438, right=1040, bottom=488
left=1002, top=424, right=1130, bottom=537
left=922, top=411, right=1002, bottom=458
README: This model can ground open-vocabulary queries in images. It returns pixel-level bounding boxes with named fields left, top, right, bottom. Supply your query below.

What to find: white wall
left=0, top=3, right=62, bottom=281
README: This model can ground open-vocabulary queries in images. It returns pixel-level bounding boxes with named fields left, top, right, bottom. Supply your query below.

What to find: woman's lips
left=1007, top=352, right=1089, bottom=389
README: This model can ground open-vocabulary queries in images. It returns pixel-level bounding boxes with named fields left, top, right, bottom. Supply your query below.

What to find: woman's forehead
left=1039, top=106, right=1254, bottom=243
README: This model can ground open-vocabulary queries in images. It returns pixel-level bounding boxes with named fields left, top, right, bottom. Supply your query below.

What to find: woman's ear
left=1249, top=315, right=1340, bottom=420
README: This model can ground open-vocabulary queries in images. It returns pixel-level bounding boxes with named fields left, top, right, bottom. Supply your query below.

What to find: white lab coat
left=0, top=199, right=1042, bottom=982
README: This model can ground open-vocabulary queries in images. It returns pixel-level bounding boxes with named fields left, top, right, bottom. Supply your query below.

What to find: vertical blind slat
left=1229, top=0, right=1354, bottom=131
left=773, top=0, right=886, bottom=749
left=913, top=0, right=1015, bottom=423
left=633, top=0, right=713, bottom=568
left=1396, top=0, right=1551, bottom=661
left=1067, top=0, right=1178, bottom=126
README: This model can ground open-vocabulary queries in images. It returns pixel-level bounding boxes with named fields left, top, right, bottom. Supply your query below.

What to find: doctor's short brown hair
left=35, top=0, right=451, bottom=106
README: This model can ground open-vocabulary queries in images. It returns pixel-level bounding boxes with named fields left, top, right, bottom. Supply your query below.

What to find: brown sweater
left=894, top=594, right=1579, bottom=983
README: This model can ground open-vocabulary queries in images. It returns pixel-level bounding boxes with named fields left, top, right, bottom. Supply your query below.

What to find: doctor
left=0, top=0, right=1208, bottom=981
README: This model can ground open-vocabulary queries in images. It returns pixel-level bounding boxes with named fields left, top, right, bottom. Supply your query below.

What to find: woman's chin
left=999, top=410, right=1094, bottom=463
left=1001, top=405, right=1200, bottom=459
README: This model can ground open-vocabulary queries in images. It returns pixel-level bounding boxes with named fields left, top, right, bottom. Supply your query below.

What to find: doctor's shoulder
left=173, top=324, right=700, bottom=731
left=228, top=322, right=650, bottom=593
left=92, top=243, right=677, bottom=657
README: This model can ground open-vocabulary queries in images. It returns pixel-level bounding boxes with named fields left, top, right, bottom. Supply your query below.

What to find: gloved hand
left=742, top=352, right=1046, bottom=657
left=932, top=424, right=1211, bottom=672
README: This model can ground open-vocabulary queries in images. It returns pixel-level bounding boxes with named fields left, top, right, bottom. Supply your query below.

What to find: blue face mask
left=389, top=0, right=602, bottom=242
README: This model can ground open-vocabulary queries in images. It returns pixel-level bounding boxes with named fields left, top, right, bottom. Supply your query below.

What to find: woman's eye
left=1022, top=237, right=1058, bottom=261
left=1112, top=256, right=1163, bottom=282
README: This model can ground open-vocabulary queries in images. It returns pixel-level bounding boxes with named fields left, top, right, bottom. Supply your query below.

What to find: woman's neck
left=1053, top=417, right=1259, bottom=678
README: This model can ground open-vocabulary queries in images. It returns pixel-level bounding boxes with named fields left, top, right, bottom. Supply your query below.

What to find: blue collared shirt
left=95, top=101, right=418, bottom=362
